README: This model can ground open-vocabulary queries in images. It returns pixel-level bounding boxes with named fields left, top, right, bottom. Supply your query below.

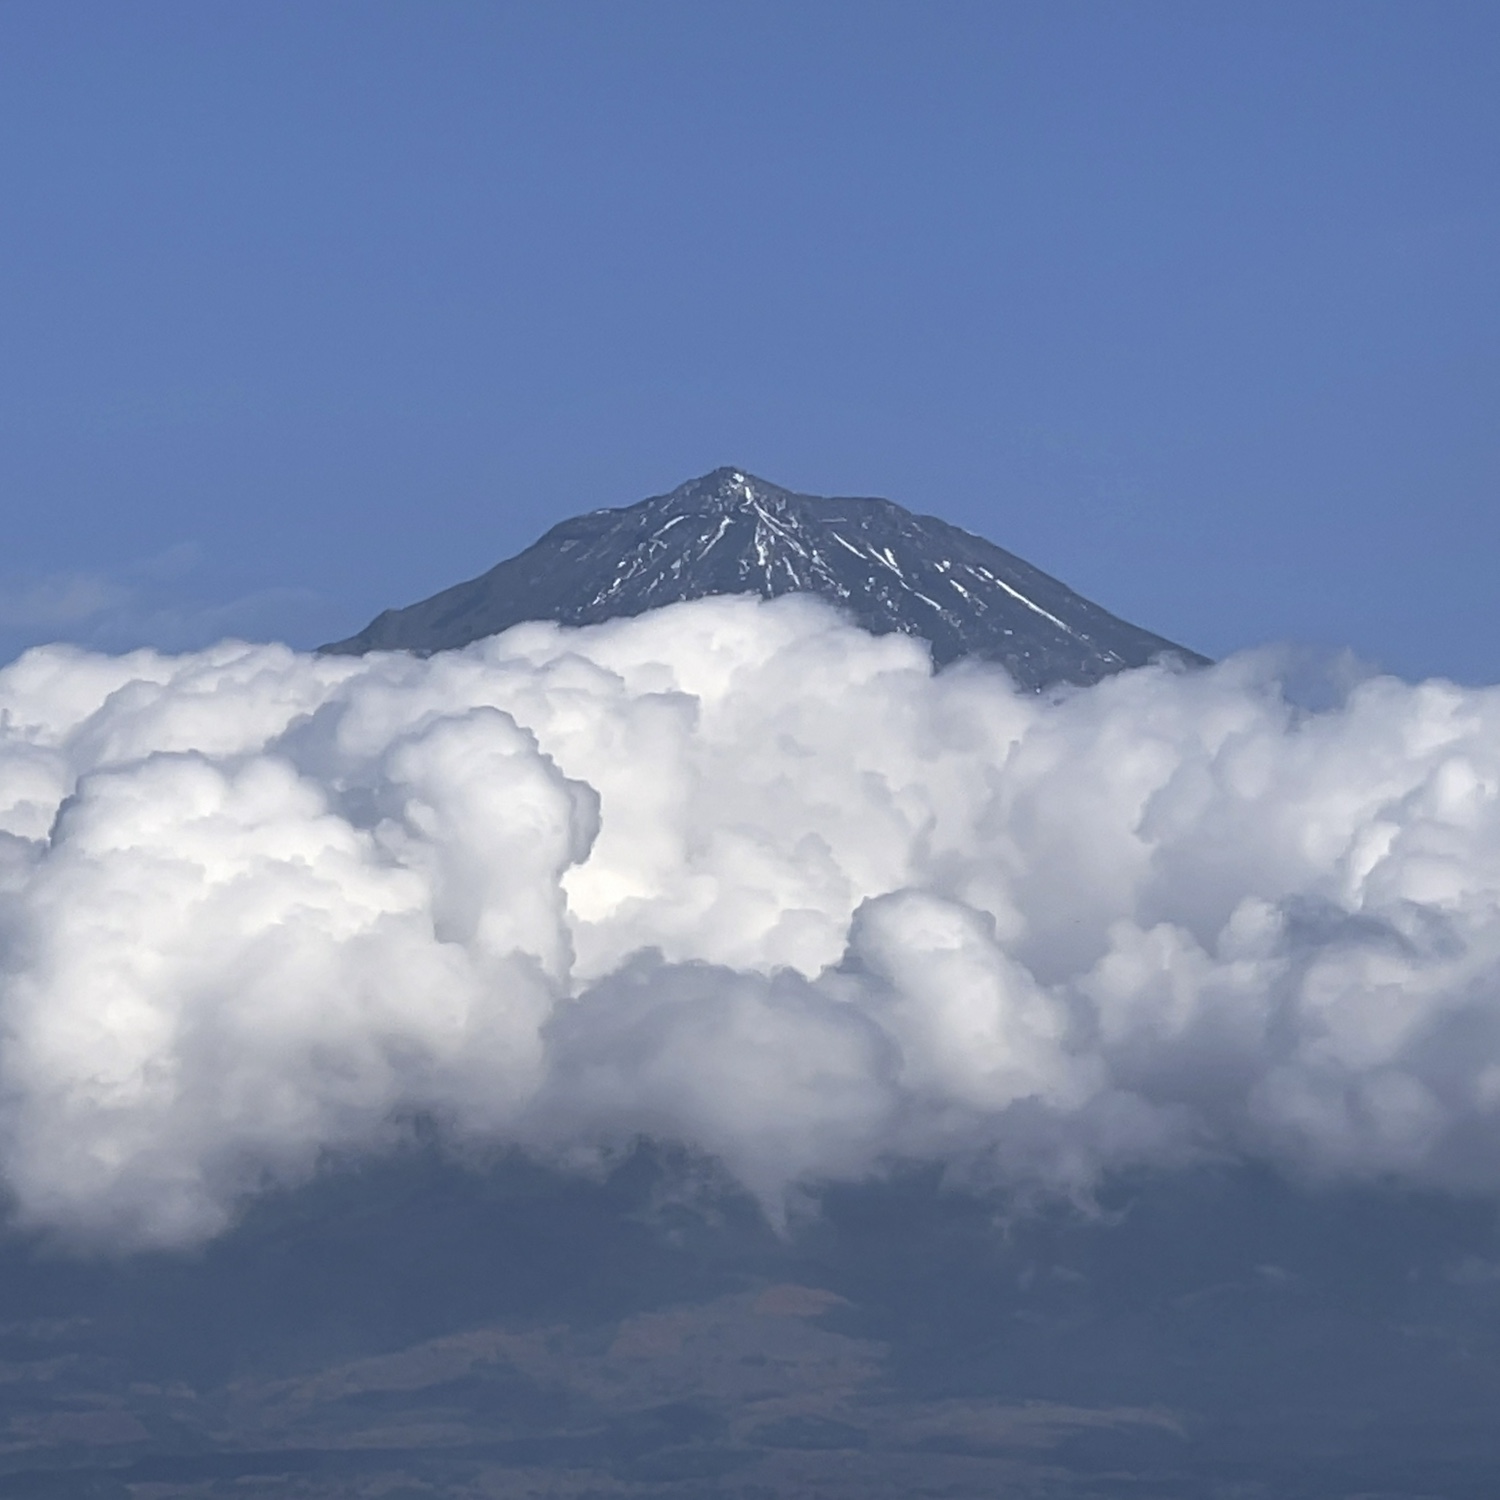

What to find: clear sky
left=1, top=1, right=1496, bottom=680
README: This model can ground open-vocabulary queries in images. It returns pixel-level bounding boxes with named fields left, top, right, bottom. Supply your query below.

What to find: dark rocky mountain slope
left=323, top=468, right=1205, bottom=689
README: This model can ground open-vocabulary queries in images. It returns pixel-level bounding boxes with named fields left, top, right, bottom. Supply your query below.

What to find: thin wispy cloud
left=0, top=571, right=133, bottom=630
left=0, top=544, right=329, bottom=662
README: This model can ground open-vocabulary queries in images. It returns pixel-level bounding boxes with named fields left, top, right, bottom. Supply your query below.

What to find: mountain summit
left=322, top=468, right=1205, bottom=688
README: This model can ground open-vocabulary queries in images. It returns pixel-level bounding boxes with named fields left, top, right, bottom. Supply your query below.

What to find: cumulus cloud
left=3, top=596, right=1500, bottom=1247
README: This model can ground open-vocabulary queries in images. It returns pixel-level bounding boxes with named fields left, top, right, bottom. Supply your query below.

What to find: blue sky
left=0, top=1, right=1496, bottom=679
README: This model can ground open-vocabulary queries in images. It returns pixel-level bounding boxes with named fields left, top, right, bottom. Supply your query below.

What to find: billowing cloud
left=3, top=596, right=1500, bottom=1247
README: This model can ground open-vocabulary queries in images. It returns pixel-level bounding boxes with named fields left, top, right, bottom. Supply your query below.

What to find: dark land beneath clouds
left=1, top=1145, right=1499, bottom=1498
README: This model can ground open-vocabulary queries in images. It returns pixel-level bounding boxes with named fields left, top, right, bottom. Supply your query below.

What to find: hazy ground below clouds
left=0, top=1145, right=1498, bottom=1499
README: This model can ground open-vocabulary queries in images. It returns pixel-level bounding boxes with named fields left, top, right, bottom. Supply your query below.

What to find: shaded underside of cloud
left=2, top=595, right=1500, bottom=1247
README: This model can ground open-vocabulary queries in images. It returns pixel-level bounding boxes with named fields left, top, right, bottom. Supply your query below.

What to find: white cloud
left=3, top=596, right=1500, bottom=1247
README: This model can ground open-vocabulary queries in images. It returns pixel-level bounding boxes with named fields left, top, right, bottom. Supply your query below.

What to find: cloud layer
left=3, top=596, right=1500, bottom=1246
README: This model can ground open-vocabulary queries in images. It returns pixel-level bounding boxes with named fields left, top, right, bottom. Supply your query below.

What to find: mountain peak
left=323, top=470, right=1207, bottom=690
left=687, top=465, right=762, bottom=493
left=658, top=467, right=793, bottom=512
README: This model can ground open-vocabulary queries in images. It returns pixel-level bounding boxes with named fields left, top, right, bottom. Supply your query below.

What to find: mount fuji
left=322, top=468, right=1205, bottom=688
